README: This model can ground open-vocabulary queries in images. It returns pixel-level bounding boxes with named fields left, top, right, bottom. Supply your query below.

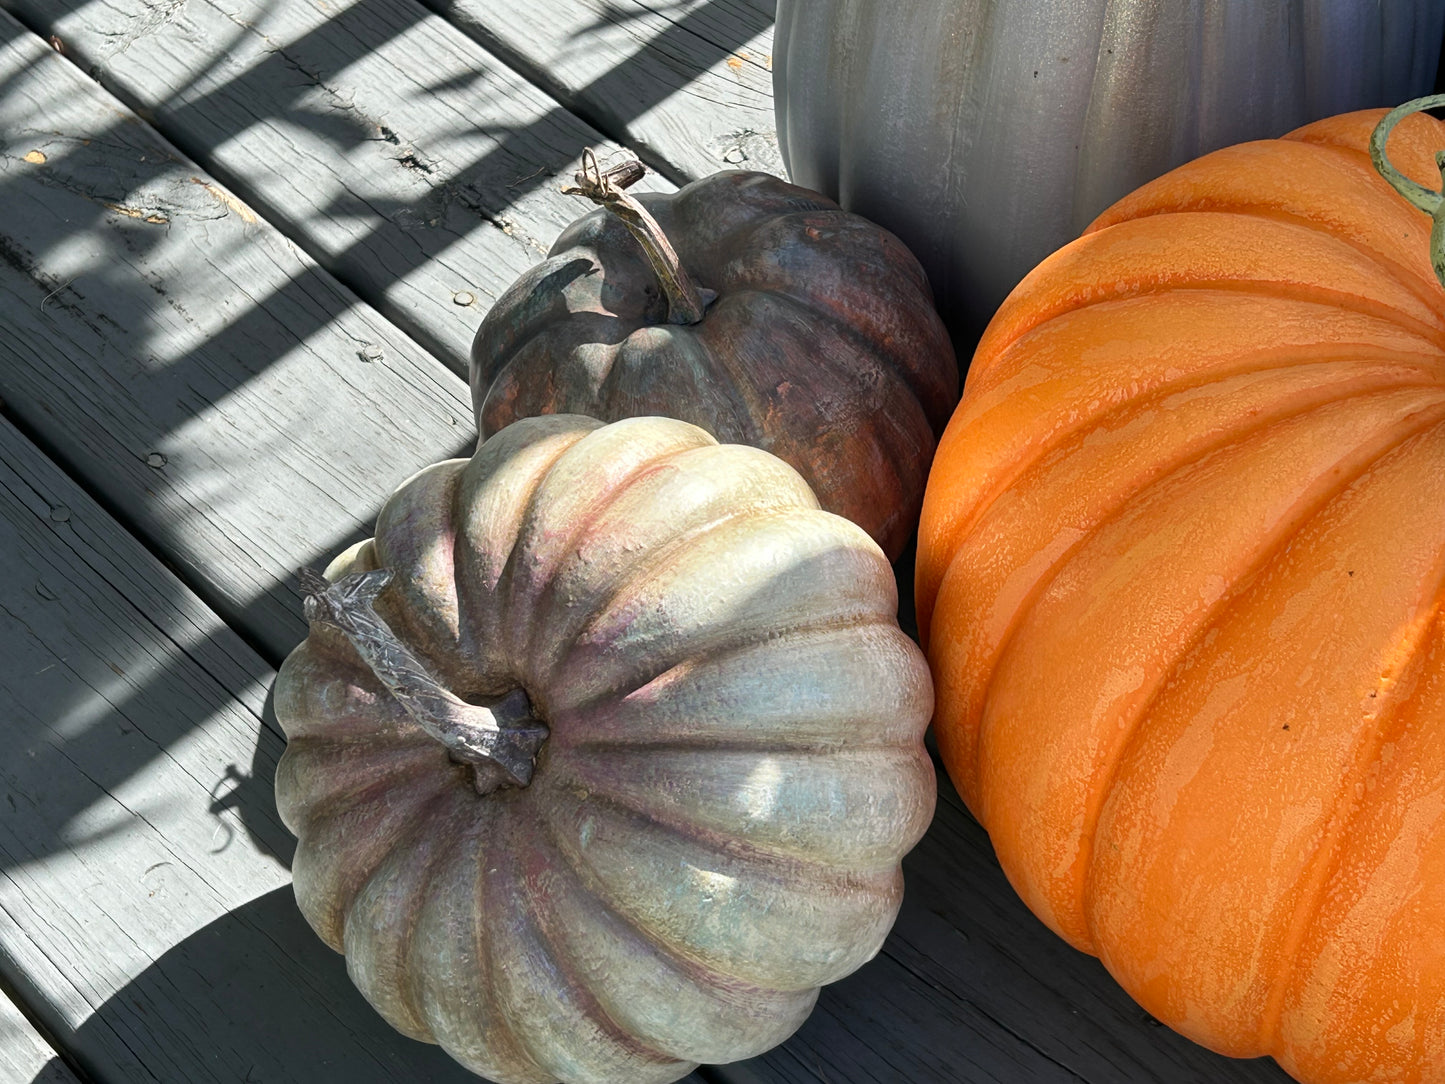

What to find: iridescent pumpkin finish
left=274, top=414, right=937, bottom=1084
left=774, top=0, right=1445, bottom=339
left=468, top=160, right=959, bottom=563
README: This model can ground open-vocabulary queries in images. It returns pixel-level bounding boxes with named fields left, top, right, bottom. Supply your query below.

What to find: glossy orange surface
left=916, top=109, right=1445, bottom=1083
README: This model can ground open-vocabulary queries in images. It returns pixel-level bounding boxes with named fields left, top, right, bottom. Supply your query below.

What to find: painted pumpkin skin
left=276, top=414, right=936, bottom=1084
left=469, top=170, right=959, bottom=563
left=773, top=0, right=1445, bottom=340
left=915, top=109, right=1445, bottom=1084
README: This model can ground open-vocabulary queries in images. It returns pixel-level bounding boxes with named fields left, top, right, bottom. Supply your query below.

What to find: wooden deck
left=0, top=3, right=1297, bottom=1082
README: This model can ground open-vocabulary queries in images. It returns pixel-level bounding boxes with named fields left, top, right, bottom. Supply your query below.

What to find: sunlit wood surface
left=0, top=3, right=1295, bottom=1081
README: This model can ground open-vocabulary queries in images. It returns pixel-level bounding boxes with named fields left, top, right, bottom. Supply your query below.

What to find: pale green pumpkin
left=274, top=414, right=936, bottom=1084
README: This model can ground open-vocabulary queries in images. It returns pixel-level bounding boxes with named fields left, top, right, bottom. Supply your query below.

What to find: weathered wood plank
left=4, top=0, right=672, bottom=375
left=0, top=13, right=476, bottom=662
left=0, top=417, right=474, bottom=1081
left=0, top=988, right=79, bottom=1083
left=419, top=0, right=783, bottom=182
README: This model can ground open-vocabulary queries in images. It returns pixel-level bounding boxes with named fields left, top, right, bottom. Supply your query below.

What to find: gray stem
left=298, top=567, right=547, bottom=791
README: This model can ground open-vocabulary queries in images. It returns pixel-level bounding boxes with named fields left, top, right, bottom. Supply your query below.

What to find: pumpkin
left=468, top=154, right=959, bottom=563
left=773, top=0, right=1445, bottom=340
left=915, top=98, right=1445, bottom=1084
left=274, top=414, right=936, bottom=1084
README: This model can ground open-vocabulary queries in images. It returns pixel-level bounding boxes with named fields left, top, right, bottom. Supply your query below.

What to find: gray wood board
left=0, top=416, right=499, bottom=1082
left=3, top=0, right=674, bottom=377
left=0, top=987, right=79, bottom=1083
left=419, top=0, right=783, bottom=182
left=0, top=13, right=477, bottom=662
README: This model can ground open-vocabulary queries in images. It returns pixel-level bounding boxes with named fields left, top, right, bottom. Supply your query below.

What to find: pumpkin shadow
left=215, top=682, right=294, bottom=871
left=21, top=1060, right=71, bottom=1084
left=61, top=885, right=483, bottom=1083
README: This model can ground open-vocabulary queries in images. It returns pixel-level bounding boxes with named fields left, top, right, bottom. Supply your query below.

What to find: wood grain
left=0, top=13, right=476, bottom=661
left=4, top=0, right=672, bottom=376
left=0, top=988, right=79, bottom=1083
left=0, top=417, right=488, bottom=1081
left=420, top=0, right=783, bottom=182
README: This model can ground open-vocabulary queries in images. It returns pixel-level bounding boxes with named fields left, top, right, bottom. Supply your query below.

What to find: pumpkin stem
left=298, top=567, right=548, bottom=794
left=1369, top=93, right=1445, bottom=291
left=562, top=148, right=714, bottom=325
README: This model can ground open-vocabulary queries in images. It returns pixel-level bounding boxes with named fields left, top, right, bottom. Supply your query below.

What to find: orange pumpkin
left=915, top=101, right=1445, bottom=1084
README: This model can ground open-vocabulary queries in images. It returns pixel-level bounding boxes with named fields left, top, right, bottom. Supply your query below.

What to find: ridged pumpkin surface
left=470, top=170, right=958, bottom=563
left=915, top=109, right=1445, bottom=1084
left=277, top=415, right=935, bottom=1084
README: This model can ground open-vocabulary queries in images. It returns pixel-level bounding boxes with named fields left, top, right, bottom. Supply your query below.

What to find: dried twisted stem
left=562, top=148, right=714, bottom=325
left=299, top=567, right=547, bottom=792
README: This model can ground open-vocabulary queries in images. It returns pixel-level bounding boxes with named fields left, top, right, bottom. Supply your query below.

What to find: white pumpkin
left=274, top=414, right=936, bottom=1084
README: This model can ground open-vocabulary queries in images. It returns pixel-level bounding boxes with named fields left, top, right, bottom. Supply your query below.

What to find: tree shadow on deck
left=0, top=0, right=777, bottom=665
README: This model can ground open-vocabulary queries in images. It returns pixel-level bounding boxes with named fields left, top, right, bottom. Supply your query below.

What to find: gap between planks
left=0, top=978, right=82, bottom=1083
left=415, top=0, right=782, bottom=185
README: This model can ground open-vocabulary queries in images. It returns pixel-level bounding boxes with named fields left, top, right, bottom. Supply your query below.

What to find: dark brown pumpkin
left=469, top=161, right=958, bottom=563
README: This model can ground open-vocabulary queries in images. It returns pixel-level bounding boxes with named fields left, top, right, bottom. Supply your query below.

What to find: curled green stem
left=1369, top=93, right=1445, bottom=291
left=563, top=148, right=713, bottom=325
left=298, top=567, right=547, bottom=793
